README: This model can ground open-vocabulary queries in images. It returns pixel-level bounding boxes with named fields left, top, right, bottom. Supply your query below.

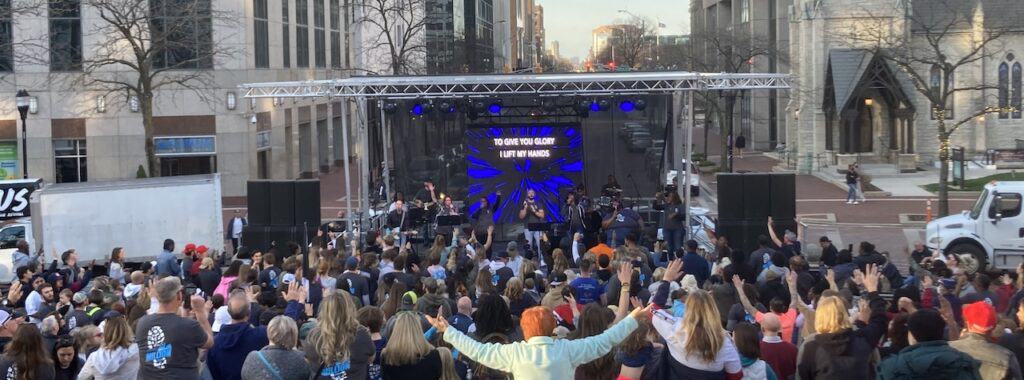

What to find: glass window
left=330, top=0, right=340, bottom=68
left=53, top=139, right=86, bottom=183
left=254, top=0, right=269, bottom=68
left=314, top=0, right=325, bottom=67
left=153, top=136, right=216, bottom=155
left=150, top=0, right=213, bottom=69
left=1013, top=62, right=1022, bottom=119
left=0, top=0, right=11, bottom=72
left=295, top=0, right=308, bottom=67
left=0, top=226, right=24, bottom=249
left=282, top=0, right=290, bottom=68
left=990, top=192, right=1023, bottom=219
left=740, top=0, right=749, bottom=23
left=49, top=0, right=81, bottom=71
left=930, top=65, right=953, bottom=120
left=1000, top=62, right=1010, bottom=119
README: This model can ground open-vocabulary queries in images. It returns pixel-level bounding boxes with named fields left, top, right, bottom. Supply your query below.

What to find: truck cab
left=0, top=219, right=33, bottom=284
left=926, top=181, right=1024, bottom=270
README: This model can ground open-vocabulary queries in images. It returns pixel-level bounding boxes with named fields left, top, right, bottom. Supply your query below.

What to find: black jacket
left=797, top=291, right=888, bottom=380
left=820, top=244, right=839, bottom=267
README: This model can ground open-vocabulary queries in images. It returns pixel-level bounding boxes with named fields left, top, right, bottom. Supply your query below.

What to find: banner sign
left=0, top=142, right=18, bottom=180
left=0, top=179, right=40, bottom=219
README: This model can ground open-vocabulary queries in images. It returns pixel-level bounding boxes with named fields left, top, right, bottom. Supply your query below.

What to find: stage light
left=411, top=103, right=425, bottom=116
left=488, top=102, right=502, bottom=115
left=589, top=100, right=600, bottom=112
left=541, top=99, right=557, bottom=112
left=634, top=99, right=647, bottom=111
left=575, top=99, right=591, bottom=118
left=619, top=100, right=636, bottom=113
left=439, top=100, right=456, bottom=113
left=383, top=102, right=398, bottom=114
left=473, top=101, right=486, bottom=112
left=598, top=99, right=611, bottom=111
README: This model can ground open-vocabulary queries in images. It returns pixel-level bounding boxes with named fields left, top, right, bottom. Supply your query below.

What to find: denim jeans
left=524, top=230, right=543, bottom=260
left=847, top=183, right=858, bottom=202
left=663, top=228, right=684, bottom=260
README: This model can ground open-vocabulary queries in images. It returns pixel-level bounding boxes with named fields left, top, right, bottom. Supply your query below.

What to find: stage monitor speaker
left=247, top=181, right=271, bottom=225
left=716, top=173, right=745, bottom=220
left=742, top=173, right=772, bottom=220
left=241, top=225, right=269, bottom=252
left=269, top=181, right=296, bottom=226
left=294, top=179, right=321, bottom=228
left=770, top=174, right=797, bottom=220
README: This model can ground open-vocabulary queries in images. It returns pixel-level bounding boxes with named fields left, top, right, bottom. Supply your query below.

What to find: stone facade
left=786, top=0, right=1024, bottom=167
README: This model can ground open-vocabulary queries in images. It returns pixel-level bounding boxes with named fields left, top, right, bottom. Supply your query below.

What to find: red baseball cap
left=184, top=243, right=196, bottom=252
left=962, top=301, right=997, bottom=330
left=196, top=245, right=209, bottom=254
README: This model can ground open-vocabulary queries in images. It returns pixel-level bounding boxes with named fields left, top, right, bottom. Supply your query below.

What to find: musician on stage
left=601, top=174, right=622, bottom=197
left=387, top=199, right=414, bottom=246
left=601, top=198, right=642, bottom=248
left=413, top=181, right=438, bottom=208
left=563, top=192, right=588, bottom=241
left=518, top=188, right=546, bottom=259
left=435, top=195, right=460, bottom=243
left=471, top=191, right=502, bottom=250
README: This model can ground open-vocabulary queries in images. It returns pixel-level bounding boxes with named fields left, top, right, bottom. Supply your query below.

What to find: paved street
left=692, top=126, right=977, bottom=270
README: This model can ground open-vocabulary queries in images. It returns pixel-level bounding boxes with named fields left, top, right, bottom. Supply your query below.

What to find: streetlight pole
left=15, top=90, right=30, bottom=179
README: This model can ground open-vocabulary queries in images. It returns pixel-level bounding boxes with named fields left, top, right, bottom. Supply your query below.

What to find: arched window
left=930, top=65, right=953, bottom=120
left=999, top=62, right=1010, bottom=119
left=1013, top=62, right=1022, bottom=119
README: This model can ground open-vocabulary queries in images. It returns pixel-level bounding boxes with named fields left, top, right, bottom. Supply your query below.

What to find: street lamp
left=15, top=90, right=30, bottom=179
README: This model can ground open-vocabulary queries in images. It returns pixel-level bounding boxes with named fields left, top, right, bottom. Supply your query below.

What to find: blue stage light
left=488, top=103, right=502, bottom=115
left=411, top=104, right=424, bottom=116
left=619, top=100, right=635, bottom=112
left=589, top=101, right=600, bottom=112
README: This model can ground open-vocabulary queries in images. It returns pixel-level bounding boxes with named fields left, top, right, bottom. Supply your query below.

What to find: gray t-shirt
left=241, top=346, right=311, bottom=380
left=136, top=313, right=207, bottom=380
left=0, top=354, right=56, bottom=380
left=303, top=326, right=375, bottom=380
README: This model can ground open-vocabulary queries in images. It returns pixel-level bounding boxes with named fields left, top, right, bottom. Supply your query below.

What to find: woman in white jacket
left=78, top=314, right=139, bottom=380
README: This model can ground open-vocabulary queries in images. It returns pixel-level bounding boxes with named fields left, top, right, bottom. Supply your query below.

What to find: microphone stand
left=626, top=173, right=642, bottom=204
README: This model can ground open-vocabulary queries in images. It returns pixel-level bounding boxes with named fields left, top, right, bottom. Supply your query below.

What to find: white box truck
left=0, top=174, right=224, bottom=283
left=926, top=181, right=1024, bottom=270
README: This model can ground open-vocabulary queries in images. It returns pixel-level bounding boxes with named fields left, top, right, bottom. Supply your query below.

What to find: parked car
left=619, top=123, right=646, bottom=140
left=628, top=131, right=652, bottom=152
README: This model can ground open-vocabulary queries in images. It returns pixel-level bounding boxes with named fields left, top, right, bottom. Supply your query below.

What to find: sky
left=537, top=0, right=689, bottom=62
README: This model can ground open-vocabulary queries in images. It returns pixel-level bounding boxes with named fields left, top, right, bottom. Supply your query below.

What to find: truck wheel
left=948, top=243, right=987, bottom=272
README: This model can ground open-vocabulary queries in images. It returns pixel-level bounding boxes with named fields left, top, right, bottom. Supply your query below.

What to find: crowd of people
left=2, top=184, right=1024, bottom=380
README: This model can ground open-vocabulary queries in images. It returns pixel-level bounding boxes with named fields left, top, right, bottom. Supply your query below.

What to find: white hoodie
left=78, top=344, right=140, bottom=380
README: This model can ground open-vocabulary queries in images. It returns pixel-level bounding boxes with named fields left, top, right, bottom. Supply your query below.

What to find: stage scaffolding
left=240, top=71, right=791, bottom=233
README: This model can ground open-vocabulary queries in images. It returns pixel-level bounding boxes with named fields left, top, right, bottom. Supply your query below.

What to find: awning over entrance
left=825, top=50, right=872, bottom=113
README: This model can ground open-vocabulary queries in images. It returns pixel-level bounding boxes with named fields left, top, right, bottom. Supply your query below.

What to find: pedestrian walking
left=845, top=164, right=860, bottom=205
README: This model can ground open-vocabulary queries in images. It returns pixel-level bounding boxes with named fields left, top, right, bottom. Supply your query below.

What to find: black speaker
left=716, top=173, right=745, bottom=220
left=269, top=181, right=296, bottom=226
left=716, top=220, right=769, bottom=257
left=241, top=225, right=268, bottom=251
left=742, top=173, right=772, bottom=220
left=294, top=179, right=321, bottom=228
left=769, top=174, right=796, bottom=220
left=247, top=181, right=271, bottom=225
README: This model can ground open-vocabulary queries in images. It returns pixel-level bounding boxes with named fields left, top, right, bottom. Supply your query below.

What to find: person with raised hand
left=796, top=264, right=888, bottom=380
left=426, top=288, right=649, bottom=379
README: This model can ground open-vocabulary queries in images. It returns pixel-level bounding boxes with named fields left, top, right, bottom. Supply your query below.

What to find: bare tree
left=358, top=0, right=427, bottom=75
left=841, top=0, right=1011, bottom=216
left=686, top=27, right=775, bottom=171
left=74, top=0, right=237, bottom=176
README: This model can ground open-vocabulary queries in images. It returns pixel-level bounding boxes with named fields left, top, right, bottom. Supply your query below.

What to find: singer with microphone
left=518, top=188, right=546, bottom=258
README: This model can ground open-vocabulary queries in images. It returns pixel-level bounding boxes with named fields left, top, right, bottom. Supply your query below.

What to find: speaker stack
left=715, top=173, right=796, bottom=255
left=242, top=180, right=322, bottom=254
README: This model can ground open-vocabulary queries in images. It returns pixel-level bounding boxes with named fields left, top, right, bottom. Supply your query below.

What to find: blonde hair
left=437, top=347, right=461, bottom=380
left=677, top=290, right=725, bottom=363
left=504, top=277, right=524, bottom=301
left=519, top=260, right=538, bottom=281
left=102, top=316, right=133, bottom=350
left=382, top=312, right=433, bottom=366
left=200, top=257, right=215, bottom=270
left=73, top=325, right=101, bottom=353
left=309, top=292, right=361, bottom=366
left=814, top=296, right=852, bottom=334
left=267, top=315, right=299, bottom=349
left=551, top=249, right=569, bottom=275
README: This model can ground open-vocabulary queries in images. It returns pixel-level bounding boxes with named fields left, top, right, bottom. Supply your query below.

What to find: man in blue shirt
left=156, top=239, right=180, bottom=278
left=11, top=240, right=38, bottom=272
left=569, top=258, right=604, bottom=304
left=681, top=240, right=710, bottom=287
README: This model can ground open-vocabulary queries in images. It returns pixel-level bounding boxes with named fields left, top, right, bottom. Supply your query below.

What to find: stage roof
left=240, top=71, right=791, bottom=99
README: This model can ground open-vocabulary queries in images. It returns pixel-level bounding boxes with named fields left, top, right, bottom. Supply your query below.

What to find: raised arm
left=483, top=226, right=494, bottom=253
left=613, top=263, right=634, bottom=324
left=825, top=268, right=838, bottom=291
left=439, top=325, right=515, bottom=371
left=766, top=216, right=782, bottom=247
left=733, top=275, right=760, bottom=317
left=786, top=270, right=812, bottom=315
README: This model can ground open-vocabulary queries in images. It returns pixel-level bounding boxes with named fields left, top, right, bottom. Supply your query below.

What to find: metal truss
left=240, top=71, right=791, bottom=99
